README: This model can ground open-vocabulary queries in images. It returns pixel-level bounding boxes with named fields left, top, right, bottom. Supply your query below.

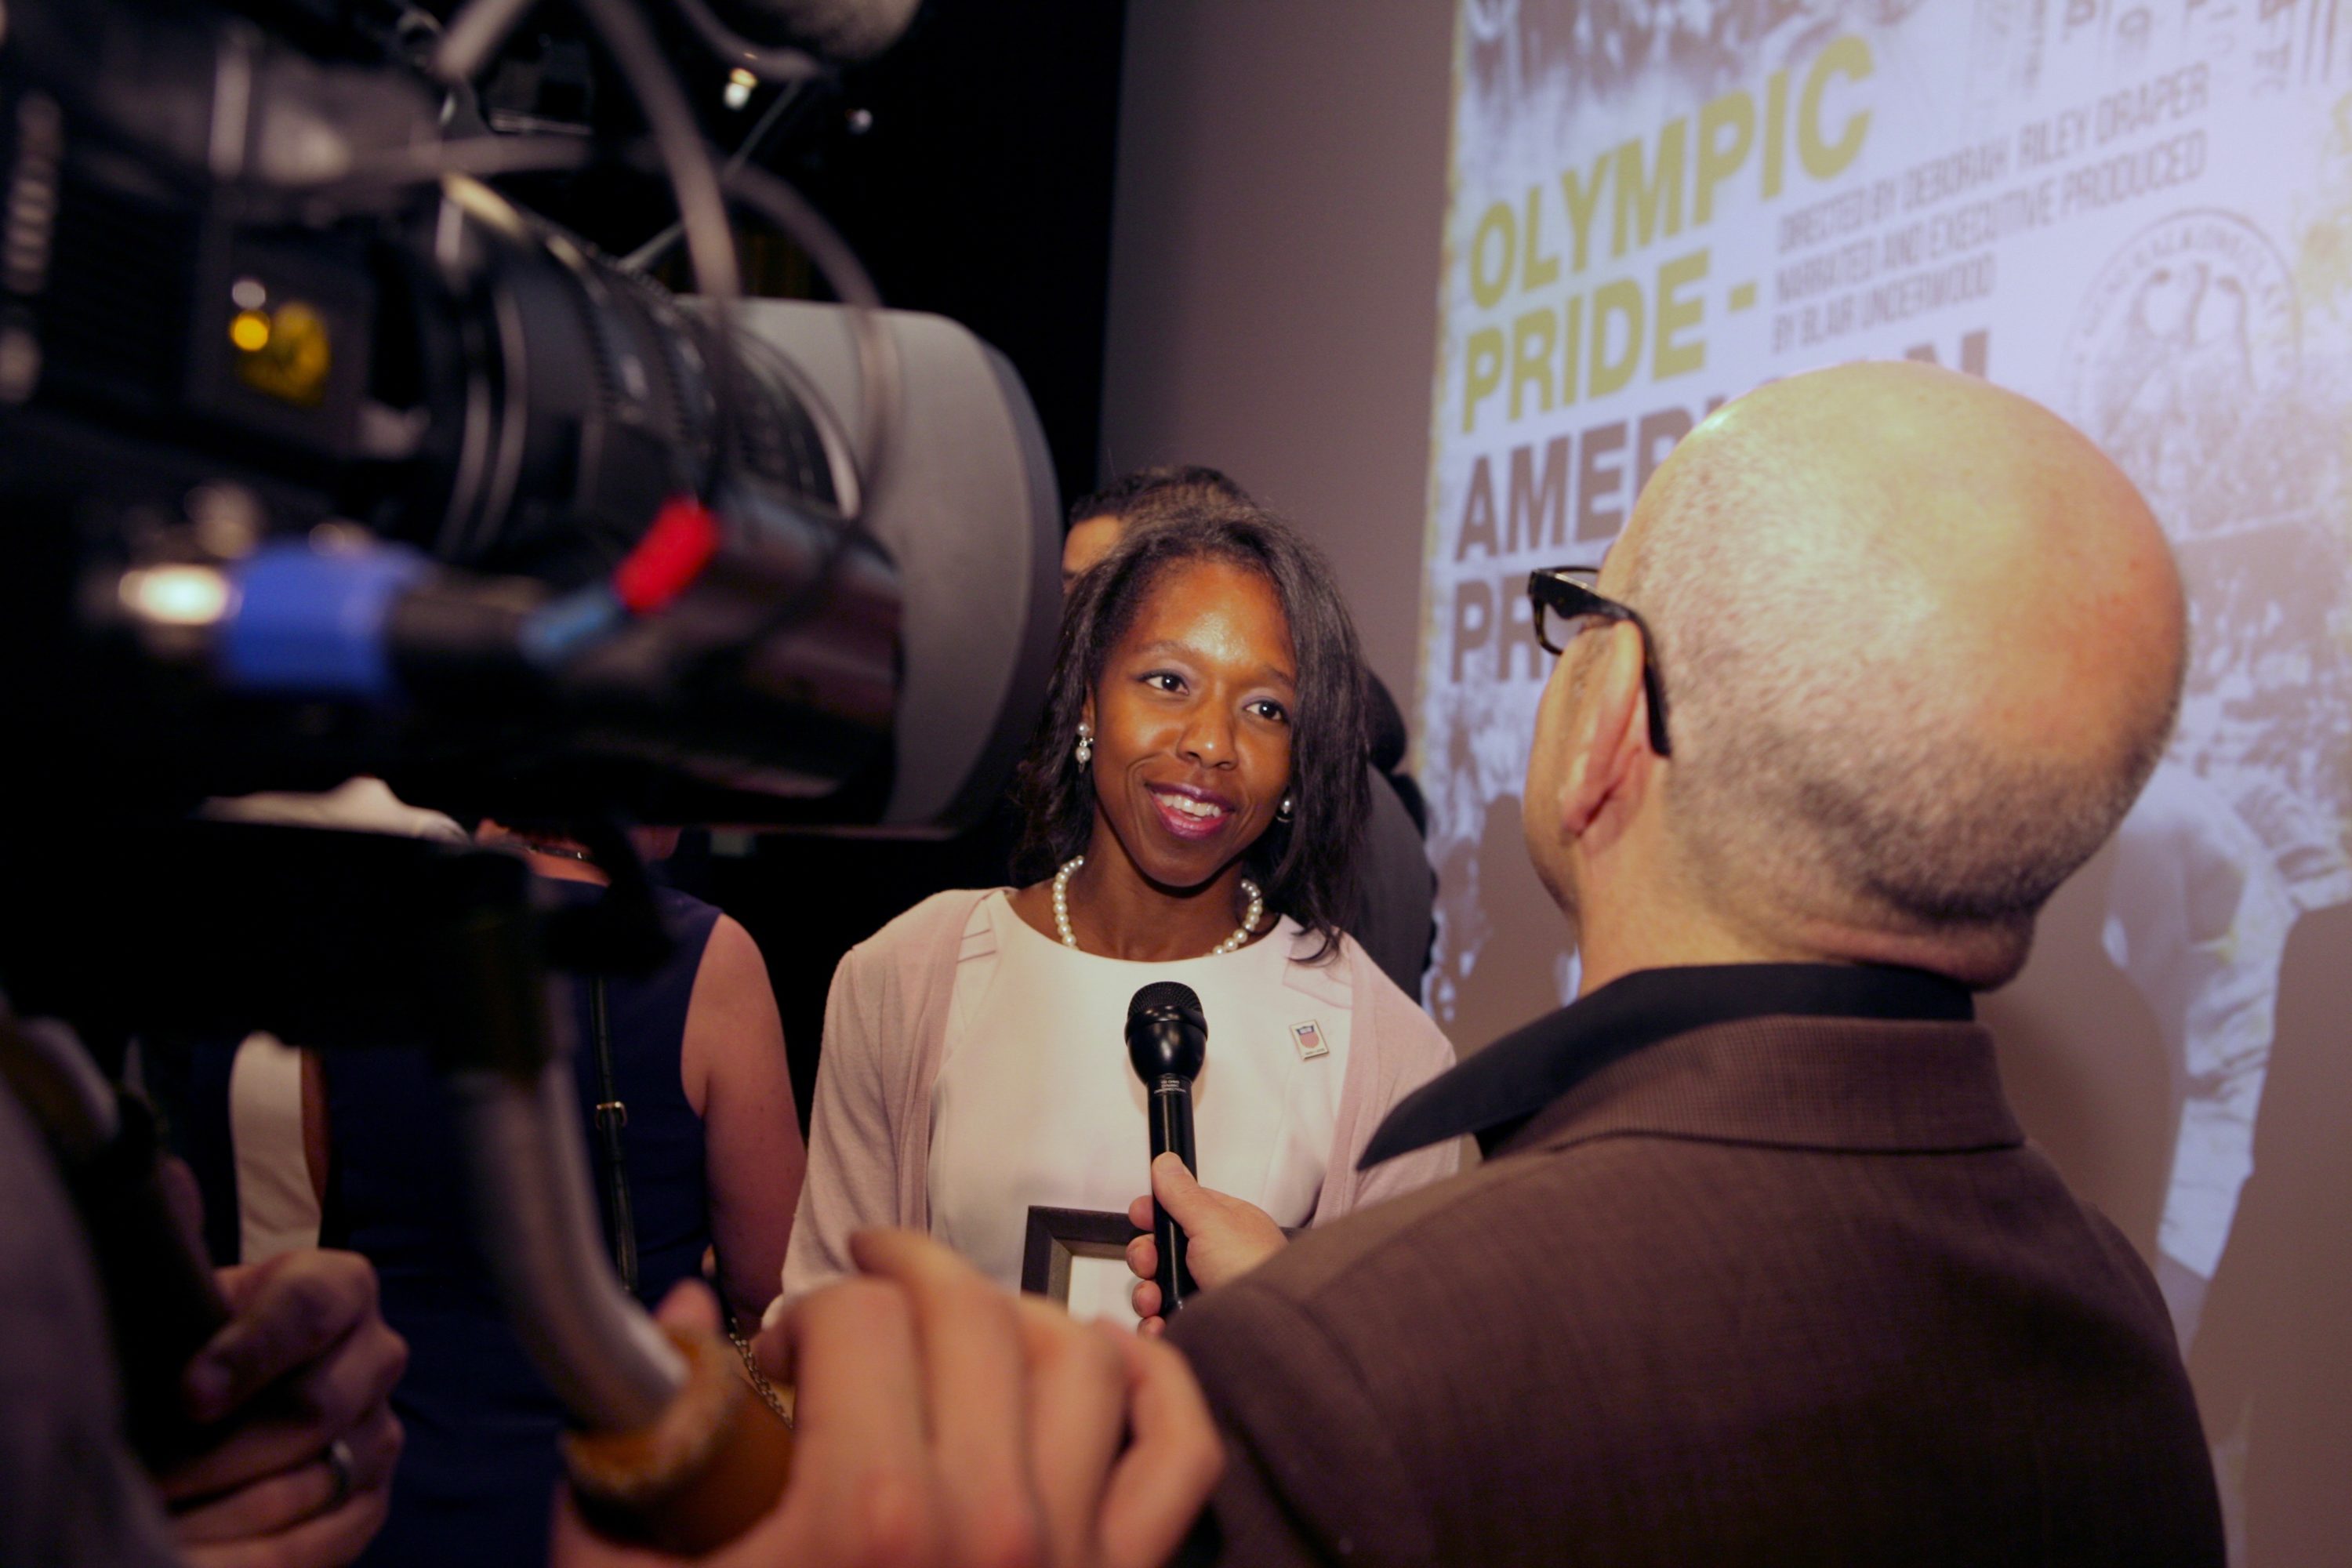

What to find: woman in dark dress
left=323, top=829, right=801, bottom=1568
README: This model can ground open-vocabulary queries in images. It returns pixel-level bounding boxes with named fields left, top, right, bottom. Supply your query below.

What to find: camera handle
left=0, top=819, right=792, bottom=1552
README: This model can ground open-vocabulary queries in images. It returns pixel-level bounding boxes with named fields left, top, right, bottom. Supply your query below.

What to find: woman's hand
left=554, top=1230, right=1221, bottom=1568
left=1126, top=1153, right=1289, bottom=1333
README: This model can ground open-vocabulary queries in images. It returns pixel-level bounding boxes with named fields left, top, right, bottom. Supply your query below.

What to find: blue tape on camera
left=220, top=540, right=430, bottom=700
left=519, top=582, right=626, bottom=668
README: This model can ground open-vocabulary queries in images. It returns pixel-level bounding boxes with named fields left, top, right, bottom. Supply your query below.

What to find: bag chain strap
left=592, top=971, right=789, bottom=1427
left=726, top=1319, right=793, bottom=1427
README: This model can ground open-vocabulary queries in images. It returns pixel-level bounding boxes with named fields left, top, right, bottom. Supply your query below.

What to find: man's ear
left=1559, top=622, right=1657, bottom=842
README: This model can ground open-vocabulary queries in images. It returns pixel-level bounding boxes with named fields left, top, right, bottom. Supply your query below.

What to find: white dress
left=927, top=891, right=1352, bottom=1324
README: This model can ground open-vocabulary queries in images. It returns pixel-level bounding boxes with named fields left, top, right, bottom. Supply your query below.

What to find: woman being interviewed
left=780, top=499, right=1457, bottom=1318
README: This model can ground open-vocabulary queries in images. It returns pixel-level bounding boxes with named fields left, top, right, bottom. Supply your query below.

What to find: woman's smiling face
left=1084, top=556, right=1298, bottom=892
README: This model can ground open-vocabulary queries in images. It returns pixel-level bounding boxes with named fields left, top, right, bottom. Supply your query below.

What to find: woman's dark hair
left=1013, top=499, right=1371, bottom=963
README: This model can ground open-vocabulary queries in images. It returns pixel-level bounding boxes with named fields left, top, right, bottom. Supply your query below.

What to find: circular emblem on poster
left=2063, top=209, right=2300, bottom=525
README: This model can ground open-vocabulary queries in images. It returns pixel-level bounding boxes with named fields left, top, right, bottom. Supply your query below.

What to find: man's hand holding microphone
left=1123, top=1156, right=1290, bottom=1335
left=1119, top=982, right=1289, bottom=1336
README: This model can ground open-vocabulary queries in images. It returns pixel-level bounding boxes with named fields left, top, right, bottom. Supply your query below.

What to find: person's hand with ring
left=153, top=1247, right=408, bottom=1568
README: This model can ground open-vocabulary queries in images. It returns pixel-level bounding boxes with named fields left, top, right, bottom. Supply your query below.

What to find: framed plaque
left=1020, top=1206, right=1144, bottom=1311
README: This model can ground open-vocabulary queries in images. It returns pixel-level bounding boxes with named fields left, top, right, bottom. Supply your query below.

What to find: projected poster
left=1421, top=2, right=2350, bottom=1554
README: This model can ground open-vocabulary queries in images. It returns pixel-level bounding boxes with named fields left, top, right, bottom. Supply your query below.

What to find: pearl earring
left=1074, top=722, right=1093, bottom=767
left=1276, top=794, right=1294, bottom=822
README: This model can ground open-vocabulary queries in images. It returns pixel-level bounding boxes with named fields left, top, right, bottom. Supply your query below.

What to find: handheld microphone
left=1126, top=981, right=1207, bottom=1315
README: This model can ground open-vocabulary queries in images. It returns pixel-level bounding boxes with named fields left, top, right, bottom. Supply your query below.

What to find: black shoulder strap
left=587, top=976, right=637, bottom=1295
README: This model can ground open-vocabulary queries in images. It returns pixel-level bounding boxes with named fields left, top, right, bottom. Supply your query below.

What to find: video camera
left=0, top=0, right=1061, bottom=1550
left=0, top=0, right=1058, bottom=833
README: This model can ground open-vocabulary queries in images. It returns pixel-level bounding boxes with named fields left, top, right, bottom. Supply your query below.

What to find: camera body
left=0, top=0, right=1060, bottom=834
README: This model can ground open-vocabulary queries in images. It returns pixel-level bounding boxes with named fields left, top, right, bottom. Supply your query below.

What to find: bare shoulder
left=681, top=912, right=786, bottom=1109
left=686, top=915, right=780, bottom=1044
left=698, top=911, right=768, bottom=985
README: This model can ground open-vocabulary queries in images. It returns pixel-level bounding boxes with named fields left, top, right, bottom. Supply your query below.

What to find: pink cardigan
left=781, top=888, right=1461, bottom=1301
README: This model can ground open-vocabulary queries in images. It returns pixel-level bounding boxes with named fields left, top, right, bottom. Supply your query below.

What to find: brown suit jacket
left=1169, top=1012, right=2223, bottom=1566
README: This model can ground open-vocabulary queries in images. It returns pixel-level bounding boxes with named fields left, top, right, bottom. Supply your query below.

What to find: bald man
left=1126, top=363, right=2223, bottom=1564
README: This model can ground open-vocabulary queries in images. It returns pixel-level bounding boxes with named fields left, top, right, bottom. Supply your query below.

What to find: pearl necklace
left=1052, top=856, right=1263, bottom=957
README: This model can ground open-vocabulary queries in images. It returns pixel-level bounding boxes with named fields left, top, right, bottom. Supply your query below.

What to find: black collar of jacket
left=1361, top=962, right=1980, bottom=1167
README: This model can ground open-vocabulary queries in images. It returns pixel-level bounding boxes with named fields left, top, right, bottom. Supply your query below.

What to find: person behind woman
left=782, top=500, right=1457, bottom=1318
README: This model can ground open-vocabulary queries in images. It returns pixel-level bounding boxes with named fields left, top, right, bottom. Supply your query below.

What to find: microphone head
left=1126, top=981, right=1206, bottom=1084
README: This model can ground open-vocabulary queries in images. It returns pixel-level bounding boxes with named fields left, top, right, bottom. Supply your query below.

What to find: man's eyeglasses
left=1526, top=566, right=1673, bottom=757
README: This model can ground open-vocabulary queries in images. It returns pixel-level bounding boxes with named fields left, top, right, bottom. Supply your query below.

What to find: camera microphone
left=1125, top=981, right=1206, bottom=1315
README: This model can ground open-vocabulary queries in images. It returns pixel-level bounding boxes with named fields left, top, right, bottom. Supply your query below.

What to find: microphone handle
left=1149, top=1077, right=1197, bottom=1313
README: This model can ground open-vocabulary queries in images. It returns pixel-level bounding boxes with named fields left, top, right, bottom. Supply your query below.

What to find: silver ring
left=322, top=1437, right=355, bottom=1512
